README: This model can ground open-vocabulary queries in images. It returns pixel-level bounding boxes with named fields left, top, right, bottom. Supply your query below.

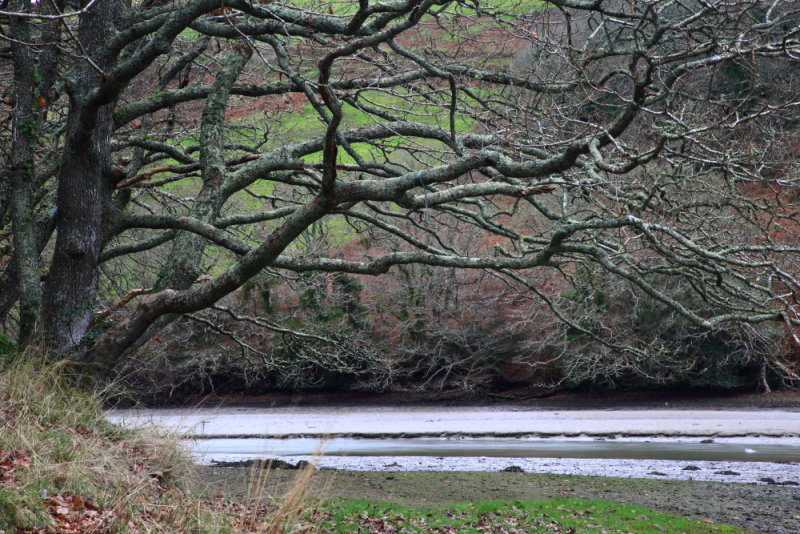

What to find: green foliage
left=298, top=273, right=365, bottom=325
left=0, top=487, right=51, bottom=531
left=0, top=332, right=17, bottom=365
left=299, top=287, right=321, bottom=312
left=318, top=497, right=746, bottom=533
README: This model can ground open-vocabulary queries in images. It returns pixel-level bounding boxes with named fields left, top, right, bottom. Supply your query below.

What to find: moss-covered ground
left=192, top=467, right=800, bottom=533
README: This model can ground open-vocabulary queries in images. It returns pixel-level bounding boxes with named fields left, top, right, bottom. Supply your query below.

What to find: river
left=107, top=405, right=800, bottom=485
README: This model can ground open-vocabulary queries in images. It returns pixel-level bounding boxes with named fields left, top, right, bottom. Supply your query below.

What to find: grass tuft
left=0, top=351, right=315, bottom=533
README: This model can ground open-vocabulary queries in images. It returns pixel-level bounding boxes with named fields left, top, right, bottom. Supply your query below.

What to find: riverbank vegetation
left=0, top=354, right=342, bottom=532
left=2, top=0, right=800, bottom=396
left=316, top=498, right=746, bottom=533
left=1, top=357, right=765, bottom=533
left=0, top=355, right=216, bottom=532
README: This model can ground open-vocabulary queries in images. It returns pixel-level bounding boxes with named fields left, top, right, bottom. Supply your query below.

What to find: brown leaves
left=46, top=494, right=100, bottom=513
left=0, top=449, right=31, bottom=484
left=14, top=493, right=115, bottom=534
left=319, top=508, right=551, bottom=534
left=1, top=393, right=23, bottom=427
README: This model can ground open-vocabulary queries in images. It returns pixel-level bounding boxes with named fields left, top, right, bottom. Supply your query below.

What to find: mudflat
left=178, top=389, right=800, bottom=411
left=149, top=391, right=800, bottom=532
left=109, top=407, right=800, bottom=438
left=192, top=467, right=800, bottom=534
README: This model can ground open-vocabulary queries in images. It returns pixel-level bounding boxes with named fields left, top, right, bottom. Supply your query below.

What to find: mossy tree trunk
left=8, top=0, right=40, bottom=345
left=39, top=0, right=119, bottom=351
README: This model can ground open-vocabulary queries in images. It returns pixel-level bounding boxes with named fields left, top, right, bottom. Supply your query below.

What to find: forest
left=1, top=0, right=800, bottom=398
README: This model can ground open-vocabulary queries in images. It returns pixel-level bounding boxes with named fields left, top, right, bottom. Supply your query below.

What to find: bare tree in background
left=0, top=0, right=798, bottom=386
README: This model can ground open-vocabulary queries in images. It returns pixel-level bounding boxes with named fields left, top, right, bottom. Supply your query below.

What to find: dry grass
left=0, top=351, right=318, bottom=533
left=230, top=460, right=321, bottom=534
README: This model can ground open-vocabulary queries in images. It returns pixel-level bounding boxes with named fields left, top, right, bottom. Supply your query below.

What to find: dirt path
left=192, top=467, right=800, bottom=533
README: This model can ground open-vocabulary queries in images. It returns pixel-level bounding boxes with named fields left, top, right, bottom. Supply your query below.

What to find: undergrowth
left=0, top=352, right=315, bottom=533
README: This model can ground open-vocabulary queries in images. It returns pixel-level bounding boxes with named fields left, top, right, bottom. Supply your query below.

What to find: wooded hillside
left=1, top=0, right=799, bottom=394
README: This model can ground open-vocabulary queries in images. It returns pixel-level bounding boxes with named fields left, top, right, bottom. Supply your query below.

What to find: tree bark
left=85, top=194, right=332, bottom=374
left=0, top=212, right=56, bottom=325
left=8, top=0, right=41, bottom=345
left=40, top=0, right=118, bottom=351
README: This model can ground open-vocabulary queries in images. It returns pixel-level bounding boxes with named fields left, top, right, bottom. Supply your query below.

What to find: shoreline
left=108, top=407, right=800, bottom=438
left=141, top=388, right=800, bottom=410
left=191, top=467, right=800, bottom=534
left=200, top=455, right=800, bottom=486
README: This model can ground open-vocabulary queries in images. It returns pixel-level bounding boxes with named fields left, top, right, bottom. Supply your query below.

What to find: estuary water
left=107, top=406, right=800, bottom=484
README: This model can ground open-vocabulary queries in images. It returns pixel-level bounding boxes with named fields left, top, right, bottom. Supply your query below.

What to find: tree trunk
left=85, top=194, right=332, bottom=374
left=40, top=113, right=114, bottom=350
left=0, top=171, right=9, bottom=232
left=9, top=0, right=42, bottom=345
left=0, top=211, right=55, bottom=326
left=40, top=0, right=118, bottom=352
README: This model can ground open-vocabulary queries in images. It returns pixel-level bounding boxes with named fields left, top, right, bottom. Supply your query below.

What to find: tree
left=0, top=0, right=799, bottom=383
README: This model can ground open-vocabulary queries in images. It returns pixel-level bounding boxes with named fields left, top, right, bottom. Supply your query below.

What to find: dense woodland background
left=1, top=0, right=800, bottom=399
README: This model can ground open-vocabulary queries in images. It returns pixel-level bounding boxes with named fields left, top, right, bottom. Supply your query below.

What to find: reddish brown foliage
left=0, top=448, right=31, bottom=485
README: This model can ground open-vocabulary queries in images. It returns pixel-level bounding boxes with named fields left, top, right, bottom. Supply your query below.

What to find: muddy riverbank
left=191, top=467, right=800, bottom=533
left=173, top=389, right=800, bottom=410
left=199, top=452, right=800, bottom=486
left=108, top=406, right=800, bottom=438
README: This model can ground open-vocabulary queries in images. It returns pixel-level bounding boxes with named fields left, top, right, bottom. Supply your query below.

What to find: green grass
left=317, top=497, right=748, bottom=534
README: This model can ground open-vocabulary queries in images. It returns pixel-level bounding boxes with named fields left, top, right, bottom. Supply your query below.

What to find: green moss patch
left=314, top=497, right=747, bottom=533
